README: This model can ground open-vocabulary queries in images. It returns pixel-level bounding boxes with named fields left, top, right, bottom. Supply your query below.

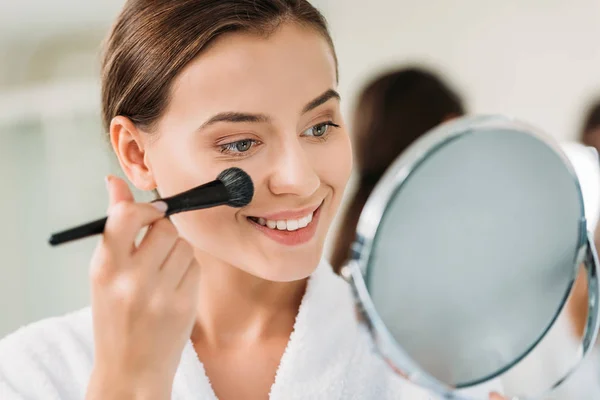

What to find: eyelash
left=302, top=121, right=340, bottom=141
left=218, top=121, right=340, bottom=157
left=219, top=139, right=261, bottom=156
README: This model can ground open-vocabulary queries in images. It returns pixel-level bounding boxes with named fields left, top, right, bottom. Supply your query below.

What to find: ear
left=109, top=116, right=157, bottom=191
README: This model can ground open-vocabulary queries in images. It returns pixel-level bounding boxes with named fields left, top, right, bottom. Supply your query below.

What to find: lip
left=247, top=203, right=323, bottom=246
left=248, top=203, right=322, bottom=221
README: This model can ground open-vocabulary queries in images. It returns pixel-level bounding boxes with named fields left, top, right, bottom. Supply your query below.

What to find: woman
left=0, top=1, right=505, bottom=399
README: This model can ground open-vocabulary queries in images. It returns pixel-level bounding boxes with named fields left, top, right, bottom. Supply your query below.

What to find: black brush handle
left=48, top=217, right=108, bottom=246
left=48, top=181, right=229, bottom=247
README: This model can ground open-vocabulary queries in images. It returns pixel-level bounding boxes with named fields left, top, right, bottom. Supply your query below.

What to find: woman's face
left=142, top=23, right=352, bottom=281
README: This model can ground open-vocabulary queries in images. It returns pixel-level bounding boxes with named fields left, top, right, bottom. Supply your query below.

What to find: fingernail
left=152, top=201, right=168, bottom=214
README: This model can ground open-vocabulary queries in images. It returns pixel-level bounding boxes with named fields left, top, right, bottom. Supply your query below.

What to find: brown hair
left=330, top=67, right=465, bottom=273
left=581, top=98, right=600, bottom=139
left=569, top=98, right=600, bottom=339
left=101, top=0, right=335, bottom=135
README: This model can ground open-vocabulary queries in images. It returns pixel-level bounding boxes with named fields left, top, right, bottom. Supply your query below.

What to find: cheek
left=169, top=206, right=239, bottom=251
left=146, top=139, right=247, bottom=255
left=147, top=138, right=218, bottom=198
left=316, top=133, right=353, bottom=196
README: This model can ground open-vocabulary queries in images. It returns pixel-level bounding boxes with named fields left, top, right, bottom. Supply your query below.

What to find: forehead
left=165, top=23, right=338, bottom=124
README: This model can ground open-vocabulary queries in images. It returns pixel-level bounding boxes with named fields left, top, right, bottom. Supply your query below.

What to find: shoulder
left=0, top=308, right=94, bottom=400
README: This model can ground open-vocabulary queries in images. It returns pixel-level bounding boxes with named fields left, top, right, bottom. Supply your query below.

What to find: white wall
left=0, top=0, right=123, bottom=44
left=323, top=0, right=600, bottom=139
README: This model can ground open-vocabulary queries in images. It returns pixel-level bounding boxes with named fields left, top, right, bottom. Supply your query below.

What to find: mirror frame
left=341, top=115, right=600, bottom=398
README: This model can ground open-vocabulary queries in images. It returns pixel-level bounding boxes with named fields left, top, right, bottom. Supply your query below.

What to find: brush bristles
left=218, top=167, right=254, bottom=207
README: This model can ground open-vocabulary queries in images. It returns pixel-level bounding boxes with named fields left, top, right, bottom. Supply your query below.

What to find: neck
left=190, top=250, right=308, bottom=348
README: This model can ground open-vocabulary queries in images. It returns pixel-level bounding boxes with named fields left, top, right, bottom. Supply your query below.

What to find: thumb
left=105, top=175, right=135, bottom=209
left=489, top=393, right=507, bottom=400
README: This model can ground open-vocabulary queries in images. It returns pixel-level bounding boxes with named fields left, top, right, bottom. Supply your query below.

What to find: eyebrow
left=302, top=89, right=341, bottom=114
left=197, top=112, right=270, bottom=131
left=197, top=89, right=341, bottom=131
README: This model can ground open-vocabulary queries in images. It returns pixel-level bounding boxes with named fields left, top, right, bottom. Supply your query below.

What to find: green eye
left=219, top=139, right=258, bottom=155
left=312, top=124, right=329, bottom=137
left=235, top=139, right=252, bottom=152
left=304, top=122, right=339, bottom=138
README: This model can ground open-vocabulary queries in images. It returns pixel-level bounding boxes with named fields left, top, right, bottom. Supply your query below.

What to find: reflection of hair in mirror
left=330, top=68, right=465, bottom=273
left=580, top=98, right=600, bottom=150
left=571, top=99, right=600, bottom=341
left=567, top=265, right=589, bottom=339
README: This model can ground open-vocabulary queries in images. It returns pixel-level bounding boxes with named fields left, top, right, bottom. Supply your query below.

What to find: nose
left=268, top=139, right=320, bottom=198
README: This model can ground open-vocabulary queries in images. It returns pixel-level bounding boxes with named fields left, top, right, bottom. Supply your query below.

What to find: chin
left=245, top=253, right=323, bottom=282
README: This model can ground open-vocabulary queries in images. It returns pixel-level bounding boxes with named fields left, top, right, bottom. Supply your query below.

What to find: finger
left=89, top=237, right=114, bottom=287
left=177, top=259, right=201, bottom=292
left=106, top=175, right=135, bottom=209
left=104, top=201, right=168, bottom=256
left=489, top=393, right=506, bottom=400
left=159, top=239, right=195, bottom=289
left=105, top=175, right=137, bottom=254
left=135, top=218, right=179, bottom=268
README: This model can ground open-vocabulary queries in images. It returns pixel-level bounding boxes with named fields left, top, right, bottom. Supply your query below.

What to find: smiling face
left=128, top=23, right=352, bottom=281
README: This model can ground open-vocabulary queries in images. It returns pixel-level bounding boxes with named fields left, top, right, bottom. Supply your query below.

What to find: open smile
left=247, top=202, right=323, bottom=246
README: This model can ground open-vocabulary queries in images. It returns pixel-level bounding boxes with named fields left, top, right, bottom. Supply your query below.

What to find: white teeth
left=286, top=220, right=299, bottom=231
left=298, top=216, right=308, bottom=229
left=255, top=211, right=315, bottom=232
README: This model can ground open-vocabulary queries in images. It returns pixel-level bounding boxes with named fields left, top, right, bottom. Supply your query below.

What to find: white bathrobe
left=0, top=261, right=498, bottom=399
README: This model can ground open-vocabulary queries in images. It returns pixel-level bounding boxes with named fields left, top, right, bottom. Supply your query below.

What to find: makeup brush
left=48, top=167, right=254, bottom=246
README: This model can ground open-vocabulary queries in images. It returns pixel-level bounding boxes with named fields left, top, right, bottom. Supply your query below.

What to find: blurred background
left=2, top=0, right=600, bottom=396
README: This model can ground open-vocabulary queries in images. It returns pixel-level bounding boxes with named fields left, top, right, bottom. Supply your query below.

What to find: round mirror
left=344, top=115, right=600, bottom=398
